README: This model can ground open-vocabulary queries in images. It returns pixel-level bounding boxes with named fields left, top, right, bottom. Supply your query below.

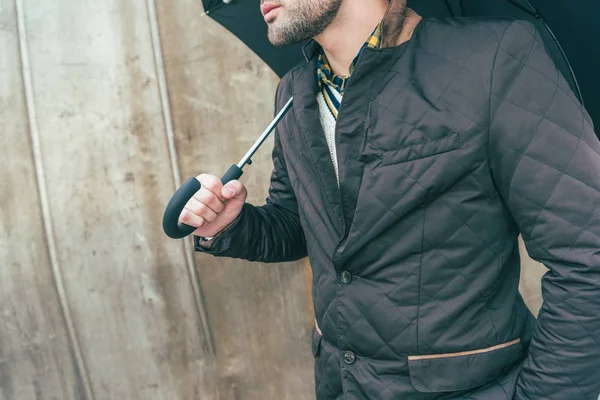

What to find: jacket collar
left=302, top=40, right=321, bottom=63
left=301, top=0, right=411, bottom=62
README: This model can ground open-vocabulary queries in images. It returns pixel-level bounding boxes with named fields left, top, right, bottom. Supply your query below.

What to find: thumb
left=221, top=180, right=245, bottom=200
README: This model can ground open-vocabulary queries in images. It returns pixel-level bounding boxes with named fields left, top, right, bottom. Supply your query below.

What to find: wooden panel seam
left=146, top=0, right=216, bottom=356
left=13, top=0, right=95, bottom=398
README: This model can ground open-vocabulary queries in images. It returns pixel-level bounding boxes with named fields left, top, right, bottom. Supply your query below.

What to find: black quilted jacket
left=196, top=15, right=600, bottom=400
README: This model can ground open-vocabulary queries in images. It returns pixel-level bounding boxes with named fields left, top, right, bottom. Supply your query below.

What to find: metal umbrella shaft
left=237, top=96, right=294, bottom=169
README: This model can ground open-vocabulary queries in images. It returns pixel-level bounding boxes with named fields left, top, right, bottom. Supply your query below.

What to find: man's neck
left=315, top=0, right=388, bottom=76
left=315, top=0, right=420, bottom=77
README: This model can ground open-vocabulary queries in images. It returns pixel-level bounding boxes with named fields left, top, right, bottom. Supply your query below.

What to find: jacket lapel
left=334, top=17, right=421, bottom=260
left=334, top=47, right=408, bottom=258
left=291, top=60, right=345, bottom=236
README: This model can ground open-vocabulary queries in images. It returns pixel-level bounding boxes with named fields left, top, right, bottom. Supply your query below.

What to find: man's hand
left=179, top=174, right=247, bottom=237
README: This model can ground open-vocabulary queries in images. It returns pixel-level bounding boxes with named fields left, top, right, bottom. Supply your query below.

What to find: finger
left=179, top=208, right=206, bottom=228
left=221, top=180, right=246, bottom=200
left=197, top=174, right=224, bottom=200
left=185, top=197, right=218, bottom=223
left=192, top=187, right=226, bottom=214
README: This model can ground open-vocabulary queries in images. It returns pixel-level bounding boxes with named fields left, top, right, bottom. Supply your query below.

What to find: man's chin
left=267, top=29, right=308, bottom=47
left=268, top=38, right=296, bottom=47
left=267, top=35, right=291, bottom=47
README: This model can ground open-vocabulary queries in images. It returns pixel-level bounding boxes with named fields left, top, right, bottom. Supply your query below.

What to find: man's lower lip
left=264, top=7, right=280, bottom=21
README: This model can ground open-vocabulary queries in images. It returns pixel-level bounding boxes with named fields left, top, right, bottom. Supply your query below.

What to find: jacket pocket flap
left=379, top=133, right=460, bottom=166
left=408, top=338, right=522, bottom=393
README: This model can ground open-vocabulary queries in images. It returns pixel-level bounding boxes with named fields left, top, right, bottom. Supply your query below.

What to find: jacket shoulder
left=414, top=17, right=534, bottom=67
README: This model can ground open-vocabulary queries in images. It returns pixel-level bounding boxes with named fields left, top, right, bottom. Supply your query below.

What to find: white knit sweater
left=316, top=89, right=343, bottom=185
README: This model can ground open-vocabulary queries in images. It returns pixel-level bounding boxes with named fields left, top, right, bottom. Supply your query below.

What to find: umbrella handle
left=162, top=97, right=294, bottom=239
left=162, top=165, right=243, bottom=239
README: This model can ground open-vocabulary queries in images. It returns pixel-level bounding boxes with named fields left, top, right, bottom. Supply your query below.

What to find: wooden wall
left=0, top=1, right=545, bottom=399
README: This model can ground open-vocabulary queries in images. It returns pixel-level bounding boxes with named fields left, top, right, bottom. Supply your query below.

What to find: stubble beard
left=267, top=0, right=343, bottom=46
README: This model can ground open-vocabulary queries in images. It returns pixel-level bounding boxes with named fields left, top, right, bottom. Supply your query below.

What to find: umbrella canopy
left=202, top=0, right=599, bottom=133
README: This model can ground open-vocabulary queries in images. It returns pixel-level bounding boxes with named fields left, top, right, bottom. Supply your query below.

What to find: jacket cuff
left=193, top=205, right=246, bottom=255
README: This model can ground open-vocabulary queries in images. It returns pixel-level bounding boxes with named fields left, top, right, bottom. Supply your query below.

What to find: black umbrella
left=163, top=0, right=599, bottom=238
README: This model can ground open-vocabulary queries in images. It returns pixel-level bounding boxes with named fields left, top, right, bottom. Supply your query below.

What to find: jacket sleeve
left=488, top=20, right=600, bottom=399
left=194, top=85, right=307, bottom=263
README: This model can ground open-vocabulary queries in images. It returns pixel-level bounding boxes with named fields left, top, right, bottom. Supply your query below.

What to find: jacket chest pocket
left=375, top=132, right=460, bottom=166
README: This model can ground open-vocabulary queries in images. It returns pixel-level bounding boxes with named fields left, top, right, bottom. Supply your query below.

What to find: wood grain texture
left=154, top=1, right=315, bottom=399
left=0, top=2, right=82, bottom=399
left=18, top=0, right=216, bottom=398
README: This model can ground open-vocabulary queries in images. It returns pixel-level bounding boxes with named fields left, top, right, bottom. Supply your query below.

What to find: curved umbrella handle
left=162, top=165, right=243, bottom=239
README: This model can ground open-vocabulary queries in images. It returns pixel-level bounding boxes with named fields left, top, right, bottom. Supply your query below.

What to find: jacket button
left=340, top=271, right=352, bottom=284
left=343, top=351, right=356, bottom=365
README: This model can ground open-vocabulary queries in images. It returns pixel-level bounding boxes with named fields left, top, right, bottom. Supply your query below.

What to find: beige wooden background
left=0, top=1, right=546, bottom=399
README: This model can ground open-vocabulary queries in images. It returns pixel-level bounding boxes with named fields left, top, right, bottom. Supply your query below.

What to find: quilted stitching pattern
left=198, top=17, right=600, bottom=400
left=488, top=20, right=600, bottom=400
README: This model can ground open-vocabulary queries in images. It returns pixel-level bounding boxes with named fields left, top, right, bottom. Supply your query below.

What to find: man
left=181, top=0, right=600, bottom=398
